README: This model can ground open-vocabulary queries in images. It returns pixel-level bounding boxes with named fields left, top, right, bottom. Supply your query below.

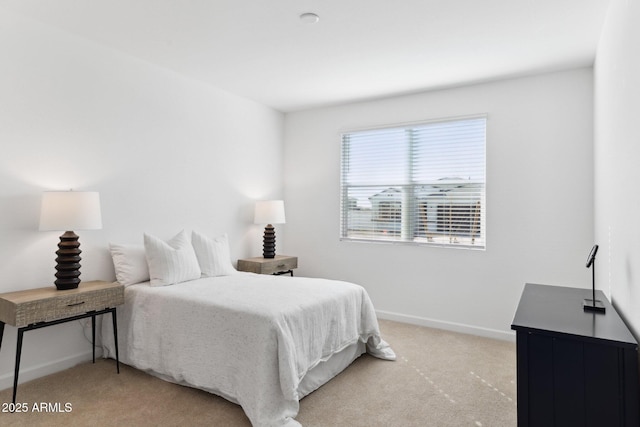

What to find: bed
left=101, top=271, right=395, bottom=426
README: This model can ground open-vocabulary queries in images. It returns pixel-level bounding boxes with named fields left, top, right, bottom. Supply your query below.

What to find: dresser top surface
left=511, top=283, right=637, bottom=347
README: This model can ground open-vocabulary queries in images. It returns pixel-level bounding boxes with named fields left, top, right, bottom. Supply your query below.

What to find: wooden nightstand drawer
left=0, top=281, right=124, bottom=327
left=237, top=255, right=298, bottom=275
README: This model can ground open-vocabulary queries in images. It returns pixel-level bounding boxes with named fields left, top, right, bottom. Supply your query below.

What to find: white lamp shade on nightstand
left=39, top=191, right=102, bottom=231
left=254, top=200, right=286, bottom=225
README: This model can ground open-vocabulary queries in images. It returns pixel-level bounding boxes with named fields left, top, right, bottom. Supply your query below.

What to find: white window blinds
left=340, top=116, right=486, bottom=249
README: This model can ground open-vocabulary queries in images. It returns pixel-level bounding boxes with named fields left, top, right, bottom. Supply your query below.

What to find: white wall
left=283, top=69, right=594, bottom=339
left=594, top=0, right=640, bottom=337
left=0, top=11, right=284, bottom=389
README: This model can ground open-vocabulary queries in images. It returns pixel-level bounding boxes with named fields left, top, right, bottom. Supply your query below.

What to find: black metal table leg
left=0, top=321, right=5, bottom=350
left=91, top=314, right=96, bottom=364
left=13, top=328, right=24, bottom=405
left=273, top=270, right=294, bottom=277
left=111, top=308, right=120, bottom=374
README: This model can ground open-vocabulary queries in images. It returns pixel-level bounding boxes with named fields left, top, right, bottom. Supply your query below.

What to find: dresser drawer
left=0, top=281, right=124, bottom=327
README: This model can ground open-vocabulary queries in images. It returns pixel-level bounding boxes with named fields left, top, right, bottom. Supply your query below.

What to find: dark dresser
left=511, top=283, right=639, bottom=426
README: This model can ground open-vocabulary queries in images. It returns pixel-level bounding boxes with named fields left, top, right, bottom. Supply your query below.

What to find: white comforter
left=101, top=273, right=394, bottom=426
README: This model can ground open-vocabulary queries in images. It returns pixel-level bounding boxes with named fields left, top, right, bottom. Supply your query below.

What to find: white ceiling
left=1, top=0, right=611, bottom=112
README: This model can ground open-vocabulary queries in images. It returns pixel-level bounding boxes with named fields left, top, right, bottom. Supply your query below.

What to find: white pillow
left=191, top=231, right=237, bottom=277
left=109, top=243, right=150, bottom=287
left=144, top=230, right=201, bottom=287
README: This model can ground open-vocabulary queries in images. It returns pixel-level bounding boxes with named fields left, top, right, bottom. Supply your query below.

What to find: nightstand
left=237, top=255, right=298, bottom=276
left=0, top=280, right=124, bottom=404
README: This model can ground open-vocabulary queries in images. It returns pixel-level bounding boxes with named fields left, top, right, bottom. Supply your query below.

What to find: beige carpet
left=0, top=320, right=517, bottom=426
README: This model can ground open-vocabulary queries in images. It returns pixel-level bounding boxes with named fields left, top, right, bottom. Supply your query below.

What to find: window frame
left=339, top=114, right=487, bottom=250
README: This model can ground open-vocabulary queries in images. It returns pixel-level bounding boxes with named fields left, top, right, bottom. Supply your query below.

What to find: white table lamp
left=39, top=191, right=102, bottom=290
left=254, top=200, right=285, bottom=258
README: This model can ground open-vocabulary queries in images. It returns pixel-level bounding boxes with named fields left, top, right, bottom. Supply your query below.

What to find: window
left=340, top=115, right=486, bottom=249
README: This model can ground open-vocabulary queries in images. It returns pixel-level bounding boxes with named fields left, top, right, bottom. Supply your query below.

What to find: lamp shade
left=39, top=191, right=102, bottom=231
left=254, top=200, right=286, bottom=225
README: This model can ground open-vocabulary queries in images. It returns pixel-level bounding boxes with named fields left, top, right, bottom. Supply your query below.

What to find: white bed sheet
left=101, top=273, right=394, bottom=426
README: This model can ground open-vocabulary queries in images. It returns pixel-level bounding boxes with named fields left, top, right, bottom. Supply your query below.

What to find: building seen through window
left=340, top=116, right=486, bottom=249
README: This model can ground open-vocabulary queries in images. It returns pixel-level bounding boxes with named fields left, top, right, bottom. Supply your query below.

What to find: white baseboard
left=0, top=350, right=96, bottom=392
left=376, top=310, right=516, bottom=342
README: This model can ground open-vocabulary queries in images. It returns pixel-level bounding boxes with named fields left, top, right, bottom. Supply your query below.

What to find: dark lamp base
left=583, top=299, right=606, bottom=314
left=55, top=280, right=81, bottom=290
left=54, top=231, right=82, bottom=290
left=262, top=224, right=276, bottom=259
